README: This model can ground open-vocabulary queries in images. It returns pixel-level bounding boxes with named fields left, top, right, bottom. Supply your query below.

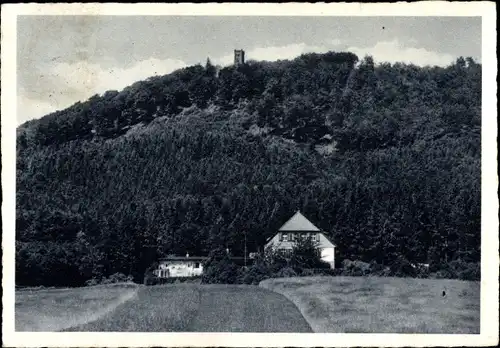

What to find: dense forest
left=16, top=51, right=481, bottom=286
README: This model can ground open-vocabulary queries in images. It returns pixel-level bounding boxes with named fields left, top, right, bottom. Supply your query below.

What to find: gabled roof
left=279, top=211, right=320, bottom=232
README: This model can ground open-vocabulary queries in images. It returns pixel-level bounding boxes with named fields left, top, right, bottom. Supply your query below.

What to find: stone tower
left=234, top=49, right=245, bottom=66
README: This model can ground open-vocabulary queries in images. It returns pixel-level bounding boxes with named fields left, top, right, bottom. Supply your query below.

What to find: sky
left=17, top=16, right=482, bottom=124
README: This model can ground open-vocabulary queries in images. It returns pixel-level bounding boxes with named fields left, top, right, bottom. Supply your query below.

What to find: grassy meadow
left=16, top=284, right=312, bottom=332
left=260, top=276, right=480, bottom=333
left=15, top=283, right=138, bottom=331
left=16, top=276, right=480, bottom=333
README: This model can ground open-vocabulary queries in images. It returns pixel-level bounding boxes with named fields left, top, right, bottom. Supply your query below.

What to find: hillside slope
left=260, top=276, right=480, bottom=333
left=16, top=52, right=481, bottom=286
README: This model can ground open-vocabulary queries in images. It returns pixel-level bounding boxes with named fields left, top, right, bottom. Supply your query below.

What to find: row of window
left=157, top=269, right=203, bottom=278
left=279, top=233, right=320, bottom=242
left=276, top=249, right=320, bottom=258
left=158, top=269, right=170, bottom=278
left=160, top=262, right=202, bottom=269
left=279, top=249, right=293, bottom=257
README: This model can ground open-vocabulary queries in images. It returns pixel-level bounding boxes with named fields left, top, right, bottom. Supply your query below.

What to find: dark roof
left=159, top=256, right=206, bottom=262
left=159, top=255, right=255, bottom=263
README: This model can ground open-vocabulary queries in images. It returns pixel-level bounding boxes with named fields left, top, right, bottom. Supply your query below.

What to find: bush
left=299, top=268, right=315, bottom=277
left=143, top=273, right=160, bottom=286
left=103, top=272, right=133, bottom=284
left=263, top=247, right=288, bottom=273
left=84, top=278, right=101, bottom=286
left=457, top=262, right=480, bottom=281
left=289, top=235, right=327, bottom=269
left=237, top=259, right=271, bottom=285
left=202, top=259, right=239, bottom=284
left=342, top=259, right=372, bottom=276
left=325, top=258, right=478, bottom=281
left=370, top=261, right=385, bottom=273
left=414, top=264, right=430, bottom=279
left=431, top=260, right=480, bottom=281
left=85, top=272, right=134, bottom=286
left=389, top=256, right=417, bottom=278
left=375, top=266, right=392, bottom=277
left=431, top=269, right=454, bottom=280
left=272, top=267, right=298, bottom=278
left=144, top=276, right=201, bottom=286
left=297, top=268, right=338, bottom=277
left=143, top=262, right=159, bottom=285
left=329, top=268, right=344, bottom=276
left=201, top=248, right=239, bottom=284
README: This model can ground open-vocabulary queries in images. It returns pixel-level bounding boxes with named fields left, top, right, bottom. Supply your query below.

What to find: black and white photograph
left=1, top=3, right=498, bottom=347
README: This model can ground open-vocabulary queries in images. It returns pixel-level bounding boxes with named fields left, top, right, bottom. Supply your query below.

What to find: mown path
left=64, top=284, right=312, bottom=332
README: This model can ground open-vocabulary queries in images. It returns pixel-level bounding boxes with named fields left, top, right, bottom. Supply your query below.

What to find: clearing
left=260, top=276, right=480, bottom=333
left=16, top=284, right=312, bottom=332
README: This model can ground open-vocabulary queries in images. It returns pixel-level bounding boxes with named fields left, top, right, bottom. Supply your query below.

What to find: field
left=15, top=283, right=139, bottom=331
left=16, top=277, right=480, bottom=333
left=260, top=276, right=480, bottom=333
left=16, top=284, right=312, bottom=332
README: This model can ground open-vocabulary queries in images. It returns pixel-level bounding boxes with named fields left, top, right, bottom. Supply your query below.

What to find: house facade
left=154, top=256, right=205, bottom=278
left=265, top=211, right=336, bottom=268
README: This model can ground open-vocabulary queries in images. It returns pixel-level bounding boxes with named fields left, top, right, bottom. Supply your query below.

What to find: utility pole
left=244, top=232, right=247, bottom=268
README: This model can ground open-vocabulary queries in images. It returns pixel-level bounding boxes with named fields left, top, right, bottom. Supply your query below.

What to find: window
left=283, top=233, right=288, bottom=242
left=195, top=262, right=200, bottom=268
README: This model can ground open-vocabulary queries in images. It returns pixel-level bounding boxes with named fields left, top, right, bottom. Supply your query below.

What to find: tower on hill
left=234, top=49, right=245, bottom=66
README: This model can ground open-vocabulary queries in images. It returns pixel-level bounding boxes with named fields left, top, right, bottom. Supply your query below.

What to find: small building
left=265, top=211, right=336, bottom=268
left=154, top=255, right=206, bottom=278
left=234, top=49, right=245, bottom=66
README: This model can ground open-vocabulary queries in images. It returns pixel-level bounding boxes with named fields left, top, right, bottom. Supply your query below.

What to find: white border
left=2, top=2, right=498, bottom=347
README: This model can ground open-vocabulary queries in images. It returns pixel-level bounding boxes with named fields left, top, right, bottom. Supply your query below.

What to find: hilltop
left=16, top=52, right=481, bottom=286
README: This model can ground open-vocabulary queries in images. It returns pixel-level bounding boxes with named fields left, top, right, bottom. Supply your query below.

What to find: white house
left=265, top=211, right=336, bottom=268
left=154, top=256, right=205, bottom=278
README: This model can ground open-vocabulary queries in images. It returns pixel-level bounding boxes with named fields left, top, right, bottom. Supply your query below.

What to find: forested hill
left=16, top=52, right=481, bottom=286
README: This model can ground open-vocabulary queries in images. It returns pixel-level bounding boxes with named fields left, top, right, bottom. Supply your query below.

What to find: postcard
left=1, top=2, right=498, bottom=347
